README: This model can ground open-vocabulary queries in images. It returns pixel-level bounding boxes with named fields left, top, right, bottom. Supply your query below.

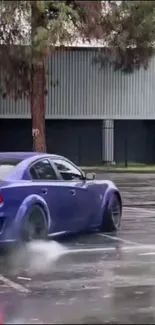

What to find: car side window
left=30, top=159, right=57, bottom=180
left=52, top=158, right=82, bottom=181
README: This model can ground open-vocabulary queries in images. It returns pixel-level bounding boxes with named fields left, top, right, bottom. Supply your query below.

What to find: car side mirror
left=85, top=172, right=96, bottom=180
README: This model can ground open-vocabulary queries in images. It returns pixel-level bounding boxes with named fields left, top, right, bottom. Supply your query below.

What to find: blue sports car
left=0, top=152, right=122, bottom=244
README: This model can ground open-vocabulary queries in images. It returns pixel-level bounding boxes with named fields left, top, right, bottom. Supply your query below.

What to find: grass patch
left=81, top=164, right=155, bottom=172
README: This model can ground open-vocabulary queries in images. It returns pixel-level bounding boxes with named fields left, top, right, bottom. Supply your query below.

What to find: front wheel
left=21, top=205, right=48, bottom=242
left=100, top=193, right=122, bottom=233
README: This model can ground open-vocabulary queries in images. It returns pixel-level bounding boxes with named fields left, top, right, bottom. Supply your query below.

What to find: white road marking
left=122, top=245, right=155, bottom=252
left=17, top=276, right=31, bottom=281
left=65, top=247, right=116, bottom=253
left=98, top=233, right=141, bottom=246
left=0, top=274, right=30, bottom=293
left=124, top=207, right=155, bottom=214
left=64, top=245, right=155, bottom=254
left=48, top=231, right=67, bottom=238
left=139, top=252, right=155, bottom=256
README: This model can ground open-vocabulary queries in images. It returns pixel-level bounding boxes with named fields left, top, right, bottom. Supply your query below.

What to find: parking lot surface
left=0, top=173, right=155, bottom=324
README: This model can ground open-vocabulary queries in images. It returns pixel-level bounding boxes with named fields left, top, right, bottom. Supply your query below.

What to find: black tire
left=100, top=193, right=121, bottom=233
left=21, top=205, right=48, bottom=242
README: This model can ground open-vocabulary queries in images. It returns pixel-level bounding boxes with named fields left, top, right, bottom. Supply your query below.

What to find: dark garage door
left=0, top=119, right=102, bottom=166
left=46, top=120, right=102, bottom=166
left=114, top=120, right=155, bottom=164
left=0, top=119, right=32, bottom=152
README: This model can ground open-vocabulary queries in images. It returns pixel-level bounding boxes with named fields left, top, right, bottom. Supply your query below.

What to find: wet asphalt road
left=1, top=173, right=155, bottom=323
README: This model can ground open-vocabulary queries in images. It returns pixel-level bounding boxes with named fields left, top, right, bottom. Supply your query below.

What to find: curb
left=81, top=168, right=155, bottom=174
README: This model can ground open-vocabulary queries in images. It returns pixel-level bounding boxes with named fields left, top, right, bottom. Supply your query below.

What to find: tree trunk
left=31, top=60, right=46, bottom=152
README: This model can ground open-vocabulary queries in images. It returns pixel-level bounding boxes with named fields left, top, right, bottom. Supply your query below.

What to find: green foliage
left=100, top=1, right=155, bottom=71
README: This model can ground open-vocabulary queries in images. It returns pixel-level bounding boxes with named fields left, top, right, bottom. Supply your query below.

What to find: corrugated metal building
left=1, top=47, right=155, bottom=165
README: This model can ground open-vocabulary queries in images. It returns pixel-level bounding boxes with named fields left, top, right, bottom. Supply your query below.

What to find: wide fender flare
left=14, top=194, right=51, bottom=232
left=101, top=187, right=120, bottom=213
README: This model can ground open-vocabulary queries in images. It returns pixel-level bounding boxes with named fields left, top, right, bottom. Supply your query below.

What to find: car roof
left=0, top=152, right=63, bottom=160
left=0, top=152, right=72, bottom=181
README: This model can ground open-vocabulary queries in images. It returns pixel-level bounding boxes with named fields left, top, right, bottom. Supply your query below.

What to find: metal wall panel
left=0, top=66, right=30, bottom=118
left=0, top=48, right=155, bottom=119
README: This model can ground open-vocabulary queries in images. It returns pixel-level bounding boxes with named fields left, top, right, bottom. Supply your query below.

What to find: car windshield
left=0, top=159, right=22, bottom=180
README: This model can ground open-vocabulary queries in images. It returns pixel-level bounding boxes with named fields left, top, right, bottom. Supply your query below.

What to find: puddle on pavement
left=2, top=242, right=155, bottom=323
left=3, top=288, right=155, bottom=324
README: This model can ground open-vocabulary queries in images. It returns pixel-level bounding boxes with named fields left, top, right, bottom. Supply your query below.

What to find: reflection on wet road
left=1, top=173, right=155, bottom=324
left=99, top=173, right=155, bottom=207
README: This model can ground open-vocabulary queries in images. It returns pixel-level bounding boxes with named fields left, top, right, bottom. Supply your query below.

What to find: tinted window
left=0, top=159, right=21, bottom=180
left=52, top=159, right=82, bottom=180
left=30, top=159, right=57, bottom=180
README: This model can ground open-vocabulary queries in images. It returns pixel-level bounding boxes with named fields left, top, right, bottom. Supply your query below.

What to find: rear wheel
left=100, top=193, right=121, bottom=233
left=21, top=205, right=48, bottom=242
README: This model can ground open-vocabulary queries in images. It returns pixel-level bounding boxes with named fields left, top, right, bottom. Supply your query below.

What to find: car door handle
left=69, top=189, right=76, bottom=196
left=41, top=188, right=48, bottom=195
